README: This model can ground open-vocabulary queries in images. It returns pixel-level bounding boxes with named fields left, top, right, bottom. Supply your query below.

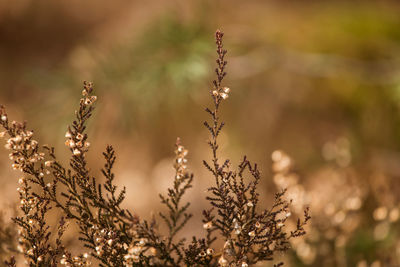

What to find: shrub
left=0, top=30, right=309, bottom=267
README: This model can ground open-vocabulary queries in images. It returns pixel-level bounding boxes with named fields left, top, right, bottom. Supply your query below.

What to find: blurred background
left=1, top=0, right=400, bottom=266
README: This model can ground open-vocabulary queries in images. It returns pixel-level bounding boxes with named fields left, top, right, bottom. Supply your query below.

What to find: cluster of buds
left=123, top=244, right=142, bottom=265
left=81, top=81, right=97, bottom=106
left=65, top=131, right=90, bottom=156
left=174, top=138, right=189, bottom=180
left=93, top=227, right=117, bottom=257
left=17, top=176, right=41, bottom=213
left=212, top=86, right=230, bottom=100
left=60, top=253, right=91, bottom=266
left=91, top=226, right=133, bottom=262
left=123, top=238, right=155, bottom=266
left=230, top=212, right=262, bottom=239
left=16, top=185, right=51, bottom=265
left=19, top=194, right=39, bottom=211
left=218, top=242, right=248, bottom=267
left=16, top=227, right=29, bottom=255
left=2, top=125, right=44, bottom=172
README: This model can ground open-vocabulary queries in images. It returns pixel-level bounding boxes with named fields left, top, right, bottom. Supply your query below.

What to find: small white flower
left=17, top=244, right=24, bottom=253
left=73, top=149, right=81, bottom=156
left=11, top=163, right=19, bottom=170
left=45, top=161, right=53, bottom=167
left=220, top=92, right=229, bottom=99
left=218, top=256, right=228, bottom=266
left=1, top=115, right=7, bottom=122
left=223, top=87, right=230, bottom=93
left=198, top=251, right=206, bottom=257
left=31, top=140, right=38, bottom=147
left=76, top=141, right=83, bottom=148
left=203, top=221, right=213, bottom=230
left=65, top=139, right=75, bottom=148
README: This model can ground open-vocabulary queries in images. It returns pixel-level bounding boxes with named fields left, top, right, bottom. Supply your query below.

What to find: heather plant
left=0, top=30, right=309, bottom=267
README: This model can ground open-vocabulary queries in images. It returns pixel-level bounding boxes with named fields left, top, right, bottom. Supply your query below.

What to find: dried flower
left=220, top=92, right=228, bottom=99
left=203, top=221, right=213, bottom=230
left=218, top=256, right=228, bottom=266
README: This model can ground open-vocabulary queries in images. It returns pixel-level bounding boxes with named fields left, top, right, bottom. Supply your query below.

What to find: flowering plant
left=0, top=30, right=309, bottom=267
